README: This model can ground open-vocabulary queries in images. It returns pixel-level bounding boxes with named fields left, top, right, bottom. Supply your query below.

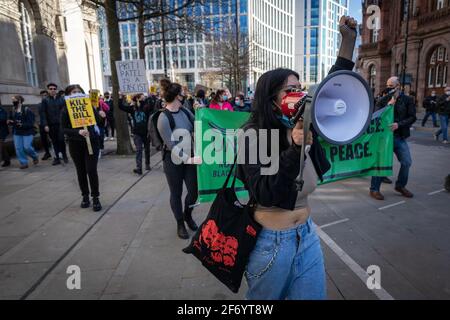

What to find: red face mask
left=279, top=91, right=307, bottom=118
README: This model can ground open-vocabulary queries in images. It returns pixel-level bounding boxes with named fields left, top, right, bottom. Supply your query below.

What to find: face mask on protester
left=222, top=95, right=228, bottom=101
left=235, top=99, right=241, bottom=106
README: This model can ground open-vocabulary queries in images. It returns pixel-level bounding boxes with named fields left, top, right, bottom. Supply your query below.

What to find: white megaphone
left=296, top=70, right=374, bottom=191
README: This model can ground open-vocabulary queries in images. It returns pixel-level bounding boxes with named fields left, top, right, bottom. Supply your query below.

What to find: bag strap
left=222, top=156, right=238, bottom=190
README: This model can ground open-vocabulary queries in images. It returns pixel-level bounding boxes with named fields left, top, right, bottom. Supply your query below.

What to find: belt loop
left=276, top=232, right=281, bottom=245
left=307, top=217, right=312, bottom=233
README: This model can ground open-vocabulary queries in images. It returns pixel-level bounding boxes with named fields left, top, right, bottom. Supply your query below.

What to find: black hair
left=40, top=90, right=48, bottom=95
left=47, top=83, right=58, bottom=89
left=196, top=89, right=205, bottom=99
left=104, top=91, right=110, bottom=96
left=64, top=84, right=85, bottom=96
left=244, top=68, right=300, bottom=151
left=160, top=79, right=182, bottom=103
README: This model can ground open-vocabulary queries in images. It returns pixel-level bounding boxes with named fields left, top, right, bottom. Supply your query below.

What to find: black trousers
left=163, top=152, right=198, bottom=221
left=105, top=117, right=115, bottom=137
left=49, top=124, right=67, bottom=159
left=69, top=139, right=100, bottom=197
left=39, top=125, right=51, bottom=155
left=134, top=134, right=150, bottom=169
left=0, top=138, right=10, bottom=162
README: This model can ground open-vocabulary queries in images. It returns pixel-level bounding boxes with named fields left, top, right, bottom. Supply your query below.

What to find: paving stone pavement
left=0, top=132, right=449, bottom=300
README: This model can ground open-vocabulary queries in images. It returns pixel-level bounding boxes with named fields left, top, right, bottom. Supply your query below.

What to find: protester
left=421, top=91, right=438, bottom=128
left=209, top=89, right=233, bottom=111
left=61, top=84, right=102, bottom=212
left=36, top=90, right=52, bottom=160
left=103, top=92, right=115, bottom=141
left=0, top=98, right=11, bottom=167
left=233, top=94, right=251, bottom=112
left=156, top=80, right=199, bottom=239
left=95, top=95, right=110, bottom=158
left=370, top=77, right=417, bottom=200
left=7, top=95, right=38, bottom=169
left=192, top=89, right=208, bottom=111
left=119, top=93, right=153, bottom=174
left=434, top=87, right=450, bottom=144
left=41, top=83, right=68, bottom=165
left=236, top=16, right=358, bottom=300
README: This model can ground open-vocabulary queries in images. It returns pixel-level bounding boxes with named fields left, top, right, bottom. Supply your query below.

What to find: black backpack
left=148, top=107, right=193, bottom=151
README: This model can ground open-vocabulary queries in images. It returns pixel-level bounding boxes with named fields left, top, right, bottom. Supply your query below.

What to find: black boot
left=93, top=197, right=102, bottom=212
left=177, top=220, right=189, bottom=239
left=81, top=195, right=90, bottom=208
left=1, top=160, right=10, bottom=167
left=133, top=168, right=142, bottom=175
left=183, top=207, right=198, bottom=231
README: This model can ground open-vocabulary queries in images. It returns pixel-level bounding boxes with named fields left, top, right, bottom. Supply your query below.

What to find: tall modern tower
left=295, top=0, right=349, bottom=86
left=248, top=0, right=296, bottom=88
left=98, top=0, right=296, bottom=93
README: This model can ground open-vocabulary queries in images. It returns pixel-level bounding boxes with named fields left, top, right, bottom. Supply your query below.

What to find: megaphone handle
left=296, top=101, right=312, bottom=191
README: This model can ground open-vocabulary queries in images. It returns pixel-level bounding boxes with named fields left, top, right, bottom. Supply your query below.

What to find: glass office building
left=98, top=0, right=298, bottom=92
left=295, top=0, right=349, bottom=86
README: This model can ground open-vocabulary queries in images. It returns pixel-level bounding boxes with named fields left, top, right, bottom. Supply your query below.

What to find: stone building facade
left=0, top=0, right=102, bottom=106
left=358, top=0, right=450, bottom=109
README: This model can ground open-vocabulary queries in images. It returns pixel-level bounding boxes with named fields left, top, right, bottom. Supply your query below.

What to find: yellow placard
left=89, top=89, right=100, bottom=108
left=150, top=85, right=157, bottom=94
left=66, top=95, right=97, bottom=129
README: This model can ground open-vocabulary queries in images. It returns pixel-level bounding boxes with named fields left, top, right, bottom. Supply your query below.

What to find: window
left=427, top=46, right=448, bottom=89
left=368, top=65, right=376, bottom=91
left=20, top=2, right=38, bottom=87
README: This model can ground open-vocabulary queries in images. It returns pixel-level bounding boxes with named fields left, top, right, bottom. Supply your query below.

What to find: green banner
left=195, top=106, right=394, bottom=202
left=319, top=105, right=394, bottom=184
left=195, top=109, right=250, bottom=203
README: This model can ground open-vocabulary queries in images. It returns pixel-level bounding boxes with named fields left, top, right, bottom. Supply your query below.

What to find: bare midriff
left=254, top=206, right=311, bottom=231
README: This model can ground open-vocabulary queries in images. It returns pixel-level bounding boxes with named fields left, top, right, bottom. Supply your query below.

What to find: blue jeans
left=435, top=114, right=449, bottom=141
left=13, top=134, right=38, bottom=165
left=245, top=217, right=326, bottom=300
left=422, top=111, right=437, bottom=127
left=371, top=136, right=412, bottom=191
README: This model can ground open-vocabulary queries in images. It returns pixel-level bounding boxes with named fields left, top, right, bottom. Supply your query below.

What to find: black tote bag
left=182, top=161, right=262, bottom=293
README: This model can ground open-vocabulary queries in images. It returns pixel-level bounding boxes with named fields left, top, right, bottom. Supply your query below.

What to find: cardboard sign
left=65, top=94, right=97, bottom=129
left=89, top=89, right=100, bottom=108
left=116, top=59, right=148, bottom=94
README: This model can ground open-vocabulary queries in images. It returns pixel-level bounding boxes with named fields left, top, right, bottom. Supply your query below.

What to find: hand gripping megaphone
left=295, top=70, right=374, bottom=191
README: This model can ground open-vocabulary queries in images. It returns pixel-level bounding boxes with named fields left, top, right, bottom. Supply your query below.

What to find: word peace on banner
left=116, top=59, right=148, bottom=94
left=89, top=89, right=100, bottom=108
left=65, top=94, right=97, bottom=129
left=319, top=105, right=394, bottom=184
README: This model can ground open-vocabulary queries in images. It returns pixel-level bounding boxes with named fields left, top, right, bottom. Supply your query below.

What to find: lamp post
left=402, top=0, right=410, bottom=90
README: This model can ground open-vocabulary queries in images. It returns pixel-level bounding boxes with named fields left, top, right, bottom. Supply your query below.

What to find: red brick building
left=357, top=0, right=450, bottom=109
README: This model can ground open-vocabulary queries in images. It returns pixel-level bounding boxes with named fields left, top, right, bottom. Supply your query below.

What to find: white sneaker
left=104, top=137, right=108, bottom=141
left=110, top=137, right=115, bottom=141
left=443, top=140, right=449, bottom=144
left=433, top=134, right=439, bottom=141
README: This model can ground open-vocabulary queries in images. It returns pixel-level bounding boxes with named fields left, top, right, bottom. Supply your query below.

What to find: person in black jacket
left=236, top=16, right=358, bottom=300
left=103, top=92, right=115, bottom=141
left=434, top=87, right=450, bottom=144
left=119, top=93, right=154, bottom=174
left=421, top=91, right=438, bottom=127
left=37, top=90, right=52, bottom=160
left=7, top=95, right=39, bottom=169
left=61, top=84, right=103, bottom=212
left=41, top=83, right=68, bottom=165
left=370, top=77, right=417, bottom=200
left=0, top=98, right=11, bottom=167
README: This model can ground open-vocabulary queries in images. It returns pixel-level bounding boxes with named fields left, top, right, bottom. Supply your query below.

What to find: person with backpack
left=7, top=95, right=38, bottom=169
left=119, top=93, right=153, bottom=174
left=153, top=80, right=200, bottom=239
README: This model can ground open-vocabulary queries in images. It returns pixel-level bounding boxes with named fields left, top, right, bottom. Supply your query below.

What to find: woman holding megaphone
left=61, top=84, right=104, bottom=212
left=237, top=16, right=358, bottom=300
